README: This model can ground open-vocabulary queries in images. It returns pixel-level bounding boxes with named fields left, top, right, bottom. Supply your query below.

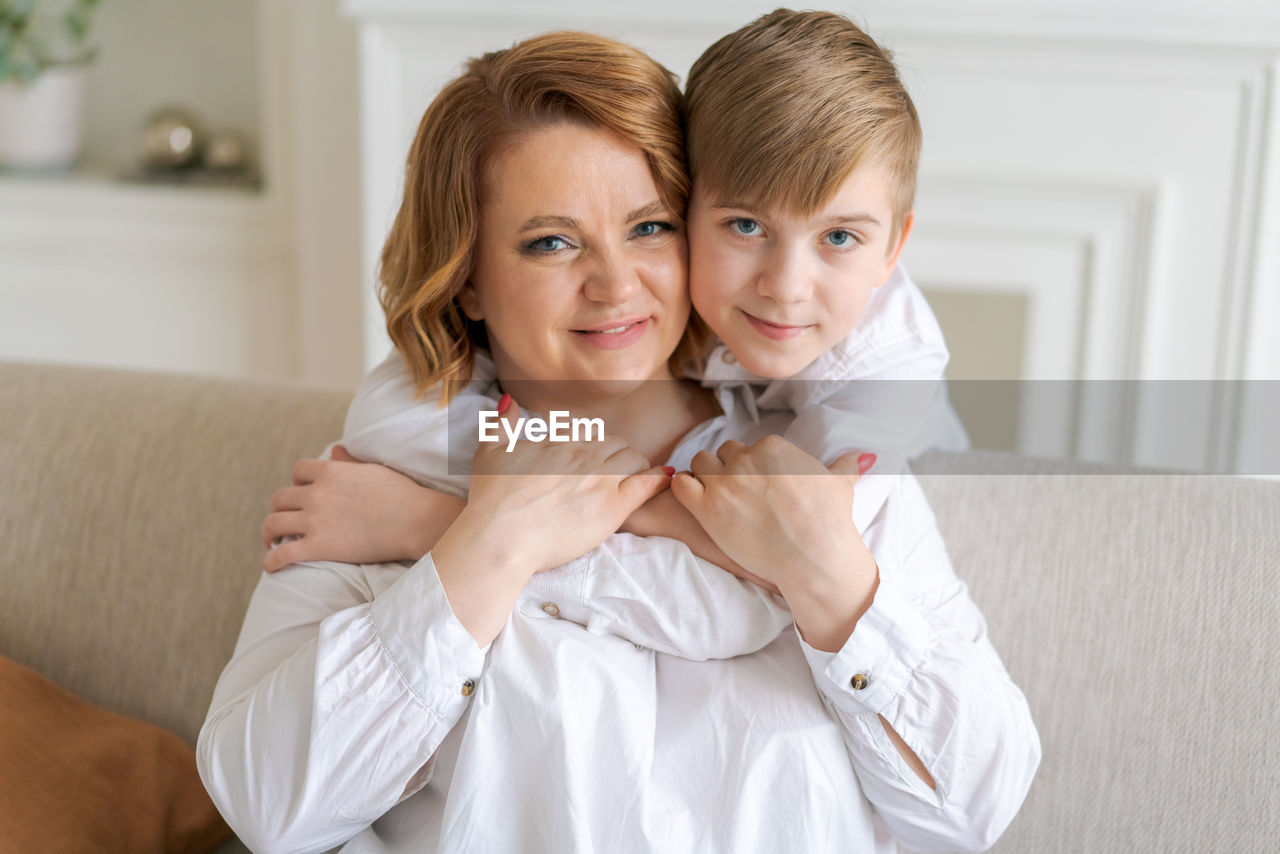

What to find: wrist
left=782, top=551, right=879, bottom=653
left=410, top=491, right=465, bottom=558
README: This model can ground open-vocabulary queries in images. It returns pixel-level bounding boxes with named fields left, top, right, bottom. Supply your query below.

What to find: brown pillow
left=0, top=654, right=232, bottom=853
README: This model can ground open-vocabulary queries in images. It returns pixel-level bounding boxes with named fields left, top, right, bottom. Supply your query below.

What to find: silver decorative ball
left=205, top=129, right=248, bottom=172
left=139, top=106, right=202, bottom=169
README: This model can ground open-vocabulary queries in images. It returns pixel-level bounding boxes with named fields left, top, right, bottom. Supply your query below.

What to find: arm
left=264, top=461, right=793, bottom=661
left=201, top=401, right=669, bottom=851
left=266, top=357, right=794, bottom=660
left=198, top=556, right=487, bottom=853
left=672, top=438, right=1039, bottom=852
left=796, top=475, right=1039, bottom=853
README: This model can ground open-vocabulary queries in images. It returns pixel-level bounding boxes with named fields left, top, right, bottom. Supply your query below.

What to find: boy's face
left=687, top=161, right=912, bottom=378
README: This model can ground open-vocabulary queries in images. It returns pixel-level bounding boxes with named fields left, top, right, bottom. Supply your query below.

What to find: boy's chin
left=734, top=347, right=821, bottom=380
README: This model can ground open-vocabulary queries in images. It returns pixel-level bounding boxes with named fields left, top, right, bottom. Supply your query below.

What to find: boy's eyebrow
left=821, top=212, right=882, bottom=228
left=710, top=201, right=882, bottom=228
left=519, top=201, right=667, bottom=232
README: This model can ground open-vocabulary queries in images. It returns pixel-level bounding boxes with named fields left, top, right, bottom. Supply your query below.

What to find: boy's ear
left=877, top=211, right=914, bottom=285
left=456, top=281, right=484, bottom=321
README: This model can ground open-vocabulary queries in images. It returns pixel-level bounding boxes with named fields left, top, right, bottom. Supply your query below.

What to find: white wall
left=342, top=0, right=1280, bottom=472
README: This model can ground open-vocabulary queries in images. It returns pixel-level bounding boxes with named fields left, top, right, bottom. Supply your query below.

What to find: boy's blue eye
left=826, top=229, right=857, bottom=247
left=730, top=218, right=760, bottom=236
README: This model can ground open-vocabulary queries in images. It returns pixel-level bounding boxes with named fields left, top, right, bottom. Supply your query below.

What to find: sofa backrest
left=0, top=361, right=349, bottom=745
left=915, top=452, right=1280, bottom=852
left=3, top=361, right=1277, bottom=851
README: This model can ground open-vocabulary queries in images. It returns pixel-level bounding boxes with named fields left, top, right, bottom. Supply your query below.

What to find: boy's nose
left=755, top=247, right=814, bottom=303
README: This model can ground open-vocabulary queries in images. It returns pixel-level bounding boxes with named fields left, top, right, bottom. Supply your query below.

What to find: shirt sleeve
left=797, top=474, right=1041, bottom=853
left=197, top=554, right=486, bottom=854
left=522, top=533, right=794, bottom=660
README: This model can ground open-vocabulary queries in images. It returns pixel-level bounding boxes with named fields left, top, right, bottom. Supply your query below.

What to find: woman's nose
left=582, top=246, right=640, bottom=304
left=755, top=246, right=814, bottom=304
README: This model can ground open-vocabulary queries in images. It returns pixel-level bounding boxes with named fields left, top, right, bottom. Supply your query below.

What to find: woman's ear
left=456, top=281, right=484, bottom=321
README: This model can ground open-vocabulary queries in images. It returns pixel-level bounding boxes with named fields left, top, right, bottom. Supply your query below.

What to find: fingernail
left=497, top=393, right=512, bottom=414
left=857, top=453, right=876, bottom=475
left=663, top=466, right=676, bottom=477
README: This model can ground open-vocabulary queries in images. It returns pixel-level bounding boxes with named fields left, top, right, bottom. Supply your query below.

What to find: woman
left=199, top=30, right=1036, bottom=854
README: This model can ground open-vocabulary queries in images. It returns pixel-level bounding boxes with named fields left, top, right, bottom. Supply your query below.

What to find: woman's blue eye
left=526, top=235, right=569, bottom=252
left=730, top=218, right=760, bottom=236
left=826, top=229, right=857, bottom=247
left=633, top=221, right=674, bottom=238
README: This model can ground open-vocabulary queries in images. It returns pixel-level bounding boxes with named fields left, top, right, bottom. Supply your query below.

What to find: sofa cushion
left=0, top=654, right=231, bottom=853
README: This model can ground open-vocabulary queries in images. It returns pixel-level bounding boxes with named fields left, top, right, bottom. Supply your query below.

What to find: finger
left=828, top=449, right=873, bottom=482
left=619, top=466, right=674, bottom=511
left=602, top=444, right=651, bottom=476
left=269, top=485, right=309, bottom=513
left=668, top=470, right=705, bottom=508
left=497, top=393, right=521, bottom=445
left=263, top=539, right=307, bottom=574
left=262, top=510, right=307, bottom=546
left=331, top=444, right=360, bottom=463
left=688, top=449, right=724, bottom=478
left=715, top=439, right=748, bottom=465
left=292, top=458, right=324, bottom=486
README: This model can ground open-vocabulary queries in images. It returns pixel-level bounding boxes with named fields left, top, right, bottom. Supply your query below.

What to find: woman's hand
left=621, top=491, right=781, bottom=594
left=431, top=396, right=673, bottom=645
left=260, top=445, right=465, bottom=573
left=669, top=436, right=879, bottom=651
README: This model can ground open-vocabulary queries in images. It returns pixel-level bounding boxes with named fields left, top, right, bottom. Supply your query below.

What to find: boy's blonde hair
left=684, top=9, right=921, bottom=244
left=379, top=32, right=697, bottom=405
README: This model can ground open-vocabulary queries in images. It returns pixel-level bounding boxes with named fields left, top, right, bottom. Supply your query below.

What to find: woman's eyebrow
left=626, top=200, right=668, bottom=221
left=520, top=215, right=579, bottom=231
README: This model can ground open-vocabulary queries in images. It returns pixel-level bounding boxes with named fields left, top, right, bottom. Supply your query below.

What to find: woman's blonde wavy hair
left=379, top=31, right=702, bottom=405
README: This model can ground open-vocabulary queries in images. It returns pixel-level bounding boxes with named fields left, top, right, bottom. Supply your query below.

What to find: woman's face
left=458, top=122, right=689, bottom=402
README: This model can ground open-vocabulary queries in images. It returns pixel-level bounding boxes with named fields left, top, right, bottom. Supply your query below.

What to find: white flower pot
left=0, top=66, right=88, bottom=171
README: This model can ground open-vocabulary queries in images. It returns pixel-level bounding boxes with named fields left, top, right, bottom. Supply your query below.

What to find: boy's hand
left=669, top=437, right=879, bottom=650
left=260, top=445, right=464, bottom=573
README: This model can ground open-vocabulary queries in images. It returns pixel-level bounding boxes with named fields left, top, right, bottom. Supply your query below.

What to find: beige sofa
left=2, top=360, right=1276, bottom=852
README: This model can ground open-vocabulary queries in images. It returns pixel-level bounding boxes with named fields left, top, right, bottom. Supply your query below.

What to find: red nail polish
left=857, top=453, right=876, bottom=475
left=497, top=393, right=512, bottom=414
left=663, top=466, right=676, bottom=477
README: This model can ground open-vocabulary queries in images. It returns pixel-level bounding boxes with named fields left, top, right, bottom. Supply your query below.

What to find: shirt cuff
left=368, top=553, right=488, bottom=722
left=800, top=577, right=931, bottom=715
left=519, top=552, right=590, bottom=625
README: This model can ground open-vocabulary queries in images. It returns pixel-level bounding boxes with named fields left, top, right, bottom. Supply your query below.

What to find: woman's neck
left=498, top=376, right=719, bottom=466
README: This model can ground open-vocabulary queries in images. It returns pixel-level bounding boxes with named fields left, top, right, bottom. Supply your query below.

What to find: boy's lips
left=741, top=310, right=812, bottom=341
left=571, top=316, right=651, bottom=350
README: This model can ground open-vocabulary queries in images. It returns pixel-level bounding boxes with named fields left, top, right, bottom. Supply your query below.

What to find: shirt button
left=541, top=602, right=560, bottom=617
left=850, top=673, right=868, bottom=691
left=461, top=679, right=476, bottom=696
left=721, top=350, right=737, bottom=364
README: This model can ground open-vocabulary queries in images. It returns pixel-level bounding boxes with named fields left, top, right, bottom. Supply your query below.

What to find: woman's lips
left=572, top=317, right=650, bottom=350
left=742, top=310, right=811, bottom=341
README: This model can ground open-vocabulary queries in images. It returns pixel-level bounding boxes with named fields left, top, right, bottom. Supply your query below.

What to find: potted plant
left=0, top=0, right=101, bottom=170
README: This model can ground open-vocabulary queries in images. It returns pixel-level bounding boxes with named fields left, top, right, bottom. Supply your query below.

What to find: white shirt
left=198, top=389, right=1040, bottom=854
left=332, top=263, right=966, bottom=662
